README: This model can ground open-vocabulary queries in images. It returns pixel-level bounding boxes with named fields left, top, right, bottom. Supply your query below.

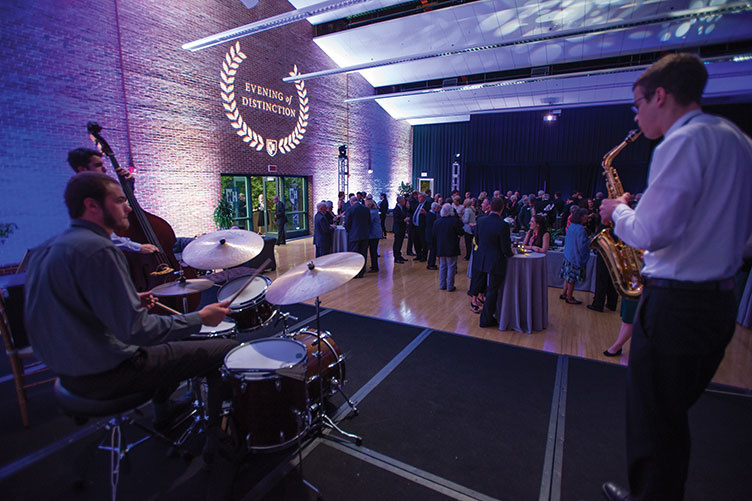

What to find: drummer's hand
left=199, top=300, right=231, bottom=326
left=140, top=243, right=159, bottom=254
left=138, top=291, right=157, bottom=310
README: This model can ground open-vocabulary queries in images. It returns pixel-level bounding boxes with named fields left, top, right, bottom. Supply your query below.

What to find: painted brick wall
left=0, top=0, right=412, bottom=267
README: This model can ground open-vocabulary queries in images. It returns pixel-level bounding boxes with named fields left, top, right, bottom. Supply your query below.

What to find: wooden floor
left=263, top=235, right=752, bottom=391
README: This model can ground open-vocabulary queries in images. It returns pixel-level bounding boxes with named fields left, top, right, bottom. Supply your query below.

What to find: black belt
left=644, top=277, right=734, bottom=291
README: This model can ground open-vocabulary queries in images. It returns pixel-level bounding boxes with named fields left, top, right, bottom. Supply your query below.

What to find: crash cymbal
left=151, top=278, right=214, bottom=296
left=266, top=252, right=365, bottom=305
left=181, top=229, right=264, bottom=270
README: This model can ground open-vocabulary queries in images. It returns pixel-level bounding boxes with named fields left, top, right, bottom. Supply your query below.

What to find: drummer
left=24, top=172, right=238, bottom=450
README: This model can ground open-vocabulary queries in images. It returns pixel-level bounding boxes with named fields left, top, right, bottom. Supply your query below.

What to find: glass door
left=263, top=177, right=279, bottom=235
left=282, top=176, right=307, bottom=237
left=220, top=176, right=250, bottom=229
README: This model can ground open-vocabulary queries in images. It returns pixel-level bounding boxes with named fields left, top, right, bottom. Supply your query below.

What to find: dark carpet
left=342, top=331, right=558, bottom=501
left=264, top=441, right=454, bottom=501
left=563, top=357, right=752, bottom=501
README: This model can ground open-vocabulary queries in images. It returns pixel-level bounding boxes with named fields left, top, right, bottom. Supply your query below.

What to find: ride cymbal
left=265, top=252, right=365, bottom=305
left=181, top=229, right=264, bottom=270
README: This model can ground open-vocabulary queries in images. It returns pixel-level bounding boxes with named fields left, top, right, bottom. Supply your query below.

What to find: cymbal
left=151, top=278, right=214, bottom=296
left=266, top=252, right=365, bottom=305
left=181, top=229, right=264, bottom=270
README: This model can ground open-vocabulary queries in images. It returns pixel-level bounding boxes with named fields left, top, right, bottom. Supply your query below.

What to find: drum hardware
left=265, top=253, right=366, bottom=449
left=274, top=311, right=299, bottom=337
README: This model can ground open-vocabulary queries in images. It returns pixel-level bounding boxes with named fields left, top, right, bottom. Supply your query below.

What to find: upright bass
left=87, top=122, right=195, bottom=291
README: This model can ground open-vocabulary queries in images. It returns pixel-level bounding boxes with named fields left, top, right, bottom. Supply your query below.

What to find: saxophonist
left=599, top=54, right=752, bottom=501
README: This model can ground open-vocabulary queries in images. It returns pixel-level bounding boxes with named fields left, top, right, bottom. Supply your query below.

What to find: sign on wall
left=220, top=42, right=309, bottom=157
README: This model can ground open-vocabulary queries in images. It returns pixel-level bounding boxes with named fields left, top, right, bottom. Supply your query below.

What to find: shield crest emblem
left=266, top=139, right=278, bottom=157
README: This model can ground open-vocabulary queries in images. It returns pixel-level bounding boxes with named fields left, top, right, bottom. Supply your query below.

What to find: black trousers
left=60, top=338, right=238, bottom=427
left=469, top=251, right=487, bottom=296
left=413, top=227, right=426, bottom=260
left=463, top=233, right=473, bottom=260
left=368, top=238, right=379, bottom=270
left=380, top=215, right=387, bottom=237
left=626, top=285, right=735, bottom=500
left=348, top=239, right=369, bottom=277
left=276, top=218, right=286, bottom=244
left=393, top=226, right=405, bottom=260
left=480, top=270, right=506, bottom=326
left=592, top=251, right=618, bottom=310
left=426, top=242, right=436, bottom=268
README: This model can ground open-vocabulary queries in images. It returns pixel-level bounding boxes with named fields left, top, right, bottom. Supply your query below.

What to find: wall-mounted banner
left=220, top=42, right=309, bottom=157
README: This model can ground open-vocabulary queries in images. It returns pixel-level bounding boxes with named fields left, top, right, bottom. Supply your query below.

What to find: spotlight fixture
left=338, top=144, right=347, bottom=158
left=367, top=168, right=373, bottom=174
left=543, top=109, right=561, bottom=123
left=455, top=153, right=461, bottom=158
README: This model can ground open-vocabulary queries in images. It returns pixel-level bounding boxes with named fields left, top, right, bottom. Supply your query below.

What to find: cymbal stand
left=312, top=296, right=361, bottom=445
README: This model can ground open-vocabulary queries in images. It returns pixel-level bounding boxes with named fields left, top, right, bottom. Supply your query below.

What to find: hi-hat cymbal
left=151, top=278, right=214, bottom=296
left=181, top=229, right=264, bottom=270
left=266, top=252, right=365, bottom=305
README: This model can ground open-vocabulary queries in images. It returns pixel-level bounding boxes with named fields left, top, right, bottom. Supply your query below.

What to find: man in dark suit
left=378, top=193, right=389, bottom=238
left=274, top=195, right=287, bottom=245
left=410, top=193, right=430, bottom=262
left=424, top=202, right=439, bottom=270
left=475, top=197, right=513, bottom=327
left=344, top=196, right=370, bottom=278
left=405, top=191, right=419, bottom=256
left=313, top=202, right=334, bottom=257
left=392, top=196, right=407, bottom=263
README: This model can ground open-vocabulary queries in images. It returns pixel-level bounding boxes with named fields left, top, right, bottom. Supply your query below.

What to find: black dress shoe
left=602, top=481, right=630, bottom=501
left=603, top=348, right=622, bottom=357
left=395, top=258, right=406, bottom=263
left=587, top=304, right=604, bottom=312
left=426, top=265, right=438, bottom=270
left=447, top=286, right=456, bottom=292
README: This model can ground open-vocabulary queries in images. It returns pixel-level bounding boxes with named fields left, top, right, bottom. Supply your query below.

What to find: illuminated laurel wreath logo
left=220, top=42, right=309, bottom=157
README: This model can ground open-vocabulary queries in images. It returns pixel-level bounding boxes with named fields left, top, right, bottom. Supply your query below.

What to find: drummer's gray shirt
left=24, top=219, right=202, bottom=376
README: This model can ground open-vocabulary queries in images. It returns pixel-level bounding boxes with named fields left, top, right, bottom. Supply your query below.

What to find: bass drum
left=290, top=329, right=346, bottom=403
left=217, top=275, right=278, bottom=331
left=222, top=338, right=310, bottom=452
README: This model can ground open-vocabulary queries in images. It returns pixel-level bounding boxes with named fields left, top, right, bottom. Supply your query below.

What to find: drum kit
left=153, top=229, right=364, bottom=456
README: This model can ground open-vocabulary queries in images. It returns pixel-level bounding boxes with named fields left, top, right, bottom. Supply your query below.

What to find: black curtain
left=413, top=102, right=752, bottom=198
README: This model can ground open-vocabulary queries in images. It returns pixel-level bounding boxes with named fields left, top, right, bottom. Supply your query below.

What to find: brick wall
left=0, top=0, right=412, bottom=268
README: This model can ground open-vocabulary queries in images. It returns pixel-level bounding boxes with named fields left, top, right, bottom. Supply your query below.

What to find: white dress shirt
left=612, top=110, right=752, bottom=281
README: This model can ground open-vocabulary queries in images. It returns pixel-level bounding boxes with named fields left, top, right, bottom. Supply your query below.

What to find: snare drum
left=222, top=338, right=310, bottom=451
left=290, top=329, right=346, bottom=402
left=190, top=319, right=237, bottom=339
left=217, top=275, right=278, bottom=331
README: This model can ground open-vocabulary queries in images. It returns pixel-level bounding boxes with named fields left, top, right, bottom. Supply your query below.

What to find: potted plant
left=213, top=198, right=234, bottom=229
left=0, top=223, right=18, bottom=245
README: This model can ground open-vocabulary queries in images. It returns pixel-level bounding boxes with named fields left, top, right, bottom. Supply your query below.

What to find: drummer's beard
left=103, top=206, right=130, bottom=233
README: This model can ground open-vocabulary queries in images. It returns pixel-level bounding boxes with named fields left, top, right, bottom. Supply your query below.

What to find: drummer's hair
left=65, top=172, right=119, bottom=218
left=67, top=148, right=101, bottom=172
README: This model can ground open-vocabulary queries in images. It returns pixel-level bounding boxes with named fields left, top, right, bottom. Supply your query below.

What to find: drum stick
left=226, top=258, right=272, bottom=306
left=153, top=300, right=182, bottom=315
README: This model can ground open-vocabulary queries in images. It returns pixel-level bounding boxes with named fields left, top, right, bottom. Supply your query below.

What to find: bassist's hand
left=140, top=244, right=159, bottom=254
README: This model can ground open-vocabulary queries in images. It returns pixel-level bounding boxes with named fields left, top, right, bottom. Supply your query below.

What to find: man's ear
left=654, top=87, right=668, bottom=107
left=82, top=197, right=101, bottom=214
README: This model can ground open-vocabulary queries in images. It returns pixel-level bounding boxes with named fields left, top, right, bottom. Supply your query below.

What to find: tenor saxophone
left=589, top=129, right=644, bottom=298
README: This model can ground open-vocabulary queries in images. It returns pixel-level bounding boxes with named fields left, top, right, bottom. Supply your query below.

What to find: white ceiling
left=289, top=0, right=752, bottom=123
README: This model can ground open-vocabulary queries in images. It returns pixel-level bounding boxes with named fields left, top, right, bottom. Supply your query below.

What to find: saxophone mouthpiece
left=625, top=129, right=642, bottom=143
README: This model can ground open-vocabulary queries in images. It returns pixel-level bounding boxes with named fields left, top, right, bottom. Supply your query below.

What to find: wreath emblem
left=220, top=42, right=309, bottom=157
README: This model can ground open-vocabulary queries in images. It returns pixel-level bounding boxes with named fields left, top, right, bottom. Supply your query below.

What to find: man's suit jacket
left=392, top=204, right=406, bottom=236
left=378, top=198, right=388, bottom=218
left=275, top=201, right=287, bottom=223
left=433, top=216, right=464, bottom=257
left=313, top=212, right=333, bottom=251
left=475, top=213, right=513, bottom=275
left=345, top=202, right=371, bottom=242
left=410, top=200, right=430, bottom=230
left=425, top=209, right=438, bottom=244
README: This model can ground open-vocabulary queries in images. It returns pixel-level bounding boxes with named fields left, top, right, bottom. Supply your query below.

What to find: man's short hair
left=349, top=196, right=358, bottom=204
left=440, top=203, right=453, bottom=217
left=67, top=148, right=101, bottom=172
left=396, top=195, right=405, bottom=203
left=431, top=202, right=439, bottom=210
left=64, top=172, right=119, bottom=219
left=633, top=53, right=707, bottom=106
left=490, top=197, right=505, bottom=213
left=316, top=202, right=326, bottom=211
